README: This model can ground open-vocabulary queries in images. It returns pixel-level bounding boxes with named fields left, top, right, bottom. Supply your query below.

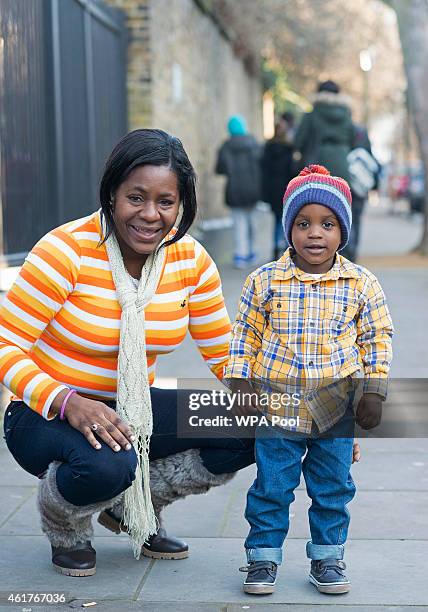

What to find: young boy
left=224, top=165, right=394, bottom=595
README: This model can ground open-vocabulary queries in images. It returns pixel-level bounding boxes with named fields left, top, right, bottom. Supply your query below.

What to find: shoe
left=51, top=540, right=96, bottom=577
left=309, top=558, right=350, bottom=594
left=97, top=508, right=127, bottom=534
left=142, top=527, right=189, bottom=560
left=98, top=509, right=189, bottom=560
left=233, top=256, right=248, bottom=269
left=239, top=561, right=277, bottom=595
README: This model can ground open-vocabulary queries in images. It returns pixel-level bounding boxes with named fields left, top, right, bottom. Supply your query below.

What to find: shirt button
left=308, top=361, right=314, bottom=367
left=309, top=321, right=315, bottom=327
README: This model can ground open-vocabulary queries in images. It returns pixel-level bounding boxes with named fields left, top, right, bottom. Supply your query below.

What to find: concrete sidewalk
left=1, top=202, right=428, bottom=610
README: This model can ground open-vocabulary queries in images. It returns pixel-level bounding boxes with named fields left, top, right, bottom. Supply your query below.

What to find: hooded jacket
left=294, top=91, right=354, bottom=181
left=216, top=134, right=261, bottom=208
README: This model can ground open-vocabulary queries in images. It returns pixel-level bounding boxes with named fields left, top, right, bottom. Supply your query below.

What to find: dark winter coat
left=215, top=135, right=261, bottom=208
left=294, top=91, right=354, bottom=181
left=260, top=139, right=294, bottom=217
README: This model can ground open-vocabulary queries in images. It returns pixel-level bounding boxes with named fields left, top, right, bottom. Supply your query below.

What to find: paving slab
left=0, top=473, right=246, bottom=538
left=138, top=537, right=428, bottom=606
left=351, top=453, right=428, bottom=490
left=0, top=604, right=223, bottom=612
left=220, top=489, right=428, bottom=540
left=67, top=603, right=222, bottom=612
left=227, top=606, right=427, bottom=612
left=357, top=438, right=428, bottom=454
left=6, top=479, right=422, bottom=542
left=0, top=536, right=150, bottom=601
left=0, top=604, right=423, bottom=612
left=0, top=486, right=36, bottom=528
left=0, top=447, right=35, bottom=486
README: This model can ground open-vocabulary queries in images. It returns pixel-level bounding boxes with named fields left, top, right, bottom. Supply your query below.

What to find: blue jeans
left=231, top=207, right=258, bottom=260
left=245, top=430, right=355, bottom=565
left=3, top=388, right=255, bottom=507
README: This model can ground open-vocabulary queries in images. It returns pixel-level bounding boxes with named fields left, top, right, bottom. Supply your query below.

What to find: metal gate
left=0, top=0, right=127, bottom=264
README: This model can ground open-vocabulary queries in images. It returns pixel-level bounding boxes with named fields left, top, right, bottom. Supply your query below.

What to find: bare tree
left=213, top=0, right=404, bottom=121
left=382, top=0, right=428, bottom=253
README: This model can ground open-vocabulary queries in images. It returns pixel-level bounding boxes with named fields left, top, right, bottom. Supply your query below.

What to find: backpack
left=347, top=147, right=379, bottom=198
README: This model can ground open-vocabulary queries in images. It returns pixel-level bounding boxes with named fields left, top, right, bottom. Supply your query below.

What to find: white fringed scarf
left=105, top=230, right=166, bottom=559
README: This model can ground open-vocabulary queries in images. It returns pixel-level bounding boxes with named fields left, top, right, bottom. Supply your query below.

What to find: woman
left=0, top=129, right=255, bottom=576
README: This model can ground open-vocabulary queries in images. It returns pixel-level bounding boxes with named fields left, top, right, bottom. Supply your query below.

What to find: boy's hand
left=356, top=393, right=383, bottom=430
left=228, top=378, right=259, bottom=416
left=352, top=441, right=361, bottom=463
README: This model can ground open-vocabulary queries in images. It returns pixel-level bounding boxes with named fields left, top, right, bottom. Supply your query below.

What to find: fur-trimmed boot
left=38, top=461, right=121, bottom=576
left=98, top=449, right=235, bottom=559
left=148, top=448, right=235, bottom=513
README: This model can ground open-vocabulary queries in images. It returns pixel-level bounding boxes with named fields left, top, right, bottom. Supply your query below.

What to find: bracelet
left=59, top=389, right=77, bottom=420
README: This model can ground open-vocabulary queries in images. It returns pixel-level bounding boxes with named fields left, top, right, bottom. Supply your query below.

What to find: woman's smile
left=127, top=223, right=163, bottom=241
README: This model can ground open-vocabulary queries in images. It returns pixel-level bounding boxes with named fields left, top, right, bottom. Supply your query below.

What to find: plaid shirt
left=224, top=249, right=394, bottom=433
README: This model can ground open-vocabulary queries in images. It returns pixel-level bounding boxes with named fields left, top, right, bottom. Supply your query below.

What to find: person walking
left=342, top=124, right=380, bottom=261
left=261, top=112, right=295, bottom=260
left=216, top=115, right=261, bottom=268
left=294, top=80, right=354, bottom=182
left=1, top=129, right=255, bottom=577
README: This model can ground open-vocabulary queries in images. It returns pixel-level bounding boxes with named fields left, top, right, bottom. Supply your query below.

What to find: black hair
left=99, top=128, right=197, bottom=250
left=317, top=80, right=340, bottom=94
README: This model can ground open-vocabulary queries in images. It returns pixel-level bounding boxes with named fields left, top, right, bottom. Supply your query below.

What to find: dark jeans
left=3, top=387, right=255, bottom=506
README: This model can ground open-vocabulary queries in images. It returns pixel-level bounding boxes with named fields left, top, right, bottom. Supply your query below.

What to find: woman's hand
left=352, top=441, right=361, bottom=463
left=52, top=390, right=135, bottom=451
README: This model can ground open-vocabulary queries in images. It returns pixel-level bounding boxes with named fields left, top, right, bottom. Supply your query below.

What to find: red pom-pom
left=299, top=164, right=331, bottom=177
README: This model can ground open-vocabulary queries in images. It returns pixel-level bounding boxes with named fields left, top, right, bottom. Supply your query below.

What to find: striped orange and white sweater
left=0, top=211, right=231, bottom=419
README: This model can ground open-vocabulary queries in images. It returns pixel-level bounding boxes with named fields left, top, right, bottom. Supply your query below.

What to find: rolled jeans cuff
left=306, top=541, right=345, bottom=560
left=246, top=547, right=282, bottom=565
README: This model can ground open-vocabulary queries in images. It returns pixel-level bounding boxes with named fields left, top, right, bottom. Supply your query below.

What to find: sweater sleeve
left=0, top=227, right=81, bottom=418
left=356, top=272, right=394, bottom=398
left=223, top=272, right=264, bottom=380
left=188, top=240, right=231, bottom=380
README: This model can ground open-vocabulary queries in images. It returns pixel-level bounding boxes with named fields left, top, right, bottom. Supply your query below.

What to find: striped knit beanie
left=282, top=165, right=352, bottom=251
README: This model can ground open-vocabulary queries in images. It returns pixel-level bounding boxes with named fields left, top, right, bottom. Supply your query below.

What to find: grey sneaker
left=239, top=561, right=277, bottom=595
left=309, top=558, right=350, bottom=594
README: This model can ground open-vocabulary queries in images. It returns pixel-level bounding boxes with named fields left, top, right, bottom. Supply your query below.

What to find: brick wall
left=105, top=0, right=152, bottom=127
left=105, top=0, right=263, bottom=219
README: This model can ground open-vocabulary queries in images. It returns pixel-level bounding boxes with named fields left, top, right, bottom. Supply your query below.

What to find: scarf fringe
left=105, top=229, right=166, bottom=558
left=122, top=436, right=158, bottom=559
